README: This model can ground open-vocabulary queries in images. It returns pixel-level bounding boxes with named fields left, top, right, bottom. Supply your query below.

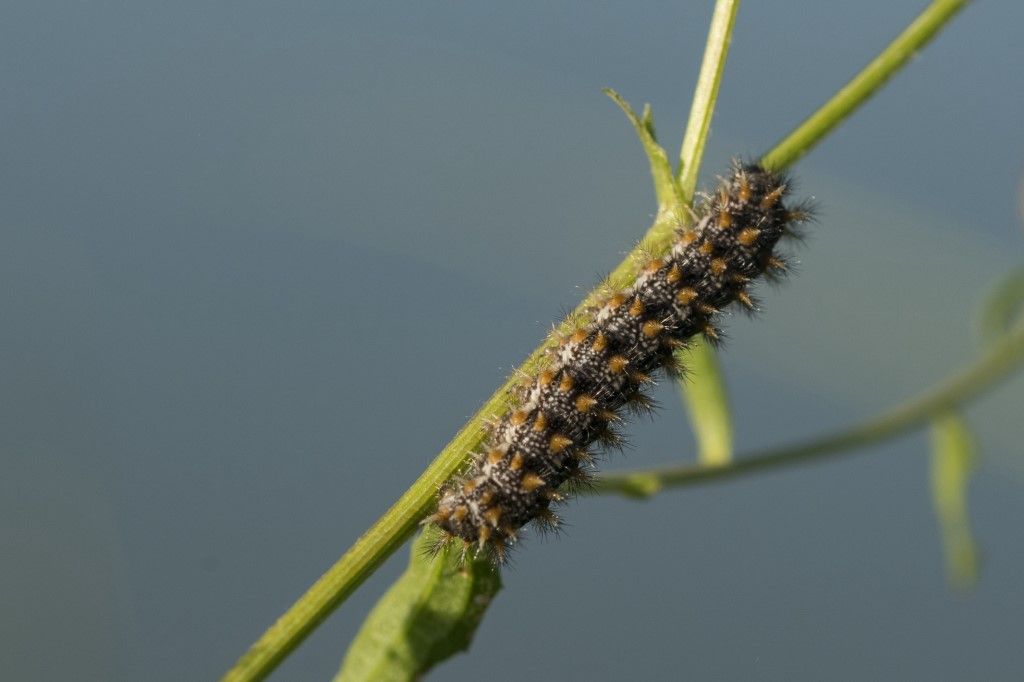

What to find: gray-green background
left=3, top=1, right=1023, bottom=680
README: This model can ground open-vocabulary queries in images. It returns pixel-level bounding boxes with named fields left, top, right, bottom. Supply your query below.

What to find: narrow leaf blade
left=602, top=88, right=685, bottom=220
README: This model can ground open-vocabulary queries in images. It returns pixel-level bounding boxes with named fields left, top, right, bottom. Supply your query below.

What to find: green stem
left=760, top=0, right=970, bottom=171
left=593, top=320, right=1024, bottom=498
left=681, top=338, right=734, bottom=466
left=678, top=0, right=740, bottom=201
left=221, top=2, right=969, bottom=679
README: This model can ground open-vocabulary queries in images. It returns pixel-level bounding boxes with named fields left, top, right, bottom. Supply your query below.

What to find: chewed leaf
left=929, top=411, right=979, bottom=591
left=679, top=338, right=734, bottom=466
left=336, top=528, right=501, bottom=682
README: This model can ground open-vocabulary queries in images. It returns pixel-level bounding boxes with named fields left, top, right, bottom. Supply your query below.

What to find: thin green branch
left=592, top=320, right=1024, bottom=498
left=681, top=338, right=734, bottom=466
left=678, top=0, right=740, bottom=200
left=221, top=2, right=969, bottom=680
left=761, top=0, right=970, bottom=171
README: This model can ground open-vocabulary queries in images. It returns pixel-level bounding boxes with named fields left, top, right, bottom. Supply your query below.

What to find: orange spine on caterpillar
left=423, top=160, right=812, bottom=563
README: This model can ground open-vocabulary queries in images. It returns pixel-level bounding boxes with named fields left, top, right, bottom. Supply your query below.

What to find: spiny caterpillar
left=425, top=161, right=811, bottom=562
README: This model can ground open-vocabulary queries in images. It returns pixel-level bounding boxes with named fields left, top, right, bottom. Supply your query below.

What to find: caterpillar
left=424, top=160, right=811, bottom=562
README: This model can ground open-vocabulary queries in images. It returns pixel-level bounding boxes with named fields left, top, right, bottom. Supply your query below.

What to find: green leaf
left=335, top=530, right=501, bottom=682
left=928, top=411, right=979, bottom=590
left=977, top=266, right=1024, bottom=345
left=679, top=339, right=733, bottom=466
left=603, top=87, right=685, bottom=222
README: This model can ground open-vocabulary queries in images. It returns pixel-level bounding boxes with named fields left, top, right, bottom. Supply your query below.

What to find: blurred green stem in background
left=929, top=411, right=979, bottom=590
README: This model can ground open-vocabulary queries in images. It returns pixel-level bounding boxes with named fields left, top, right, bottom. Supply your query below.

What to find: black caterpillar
left=425, top=161, right=811, bottom=562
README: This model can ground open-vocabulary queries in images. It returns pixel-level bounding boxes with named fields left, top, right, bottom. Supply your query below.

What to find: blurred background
left=2, top=1, right=1023, bottom=679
